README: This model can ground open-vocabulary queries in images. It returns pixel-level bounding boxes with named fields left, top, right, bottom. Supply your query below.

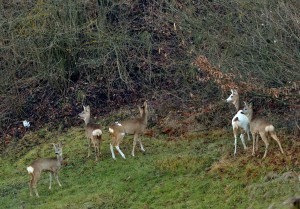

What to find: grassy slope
left=0, top=127, right=299, bottom=209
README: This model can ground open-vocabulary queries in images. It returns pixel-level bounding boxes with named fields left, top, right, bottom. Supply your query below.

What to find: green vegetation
left=0, top=127, right=299, bottom=209
left=0, top=1, right=299, bottom=208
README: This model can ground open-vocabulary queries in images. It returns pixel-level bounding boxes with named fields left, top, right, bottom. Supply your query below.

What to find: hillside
left=0, top=1, right=300, bottom=208
left=0, top=0, right=299, bottom=146
left=1, top=124, right=299, bottom=209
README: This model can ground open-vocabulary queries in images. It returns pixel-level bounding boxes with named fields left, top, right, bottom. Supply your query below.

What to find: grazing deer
left=79, top=105, right=102, bottom=161
left=108, top=101, right=148, bottom=160
left=27, top=142, right=63, bottom=197
left=226, top=89, right=251, bottom=156
left=242, top=102, right=284, bottom=158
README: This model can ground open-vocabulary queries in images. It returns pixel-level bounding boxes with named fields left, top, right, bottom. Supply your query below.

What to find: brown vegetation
left=0, top=0, right=299, bottom=150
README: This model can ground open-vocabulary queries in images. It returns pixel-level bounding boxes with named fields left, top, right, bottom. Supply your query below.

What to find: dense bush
left=0, top=0, right=299, bottom=146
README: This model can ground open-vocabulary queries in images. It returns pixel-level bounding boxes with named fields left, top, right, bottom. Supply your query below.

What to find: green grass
left=0, top=127, right=299, bottom=209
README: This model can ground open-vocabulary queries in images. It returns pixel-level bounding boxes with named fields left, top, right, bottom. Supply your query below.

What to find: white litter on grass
left=23, top=120, right=30, bottom=128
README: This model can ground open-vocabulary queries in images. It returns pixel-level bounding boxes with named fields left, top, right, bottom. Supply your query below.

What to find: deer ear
left=137, top=106, right=142, bottom=115
left=59, top=141, right=62, bottom=147
left=243, top=101, right=248, bottom=106
left=230, top=89, right=234, bottom=93
left=249, top=103, right=253, bottom=108
left=52, top=143, right=57, bottom=148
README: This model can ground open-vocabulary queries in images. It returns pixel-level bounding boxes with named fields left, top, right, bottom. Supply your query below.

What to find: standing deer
left=27, top=142, right=63, bottom=197
left=242, top=102, right=284, bottom=158
left=226, top=89, right=251, bottom=156
left=79, top=105, right=102, bottom=161
left=108, top=101, right=148, bottom=160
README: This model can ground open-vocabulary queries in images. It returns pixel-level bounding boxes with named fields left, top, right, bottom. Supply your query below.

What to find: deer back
left=109, top=101, right=148, bottom=135
left=30, top=157, right=61, bottom=173
left=243, top=101, right=274, bottom=133
left=121, top=118, right=147, bottom=134
left=122, top=101, right=148, bottom=134
left=250, top=118, right=273, bottom=133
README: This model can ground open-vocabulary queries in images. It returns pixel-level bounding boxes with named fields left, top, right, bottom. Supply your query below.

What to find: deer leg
left=260, top=132, right=269, bottom=159
left=32, top=173, right=40, bottom=197
left=132, top=134, right=138, bottom=157
left=96, top=144, right=100, bottom=160
left=116, top=143, right=126, bottom=159
left=240, top=133, right=247, bottom=150
left=255, top=136, right=259, bottom=151
left=33, top=187, right=40, bottom=197
left=270, top=132, right=284, bottom=154
left=98, top=136, right=102, bottom=156
left=110, top=143, right=116, bottom=160
left=139, top=138, right=145, bottom=152
left=87, top=138, right=91, bottom=158
left=49, top=173, right=52, bottom=190
left=116, top=146, right=126, bottom=159
left=29, top=174, right=34, bottom=197
left=246, top=128, right=251, bottom=141
left=55, top=172, right=62, bottom=187
left=92, top=139, right=98, bottom=161
left=233, top=127, right=238, bottom=156
left=251, top=133, right=256, bottom=156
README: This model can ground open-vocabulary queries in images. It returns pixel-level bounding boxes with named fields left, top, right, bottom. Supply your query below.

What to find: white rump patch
left=109, top=127, right=114, bottom=133
left=27, top=166, right=34, bottom=173
left=265, top=125, right=274, bottom=132
left=92, top=129, right=102, bottom=136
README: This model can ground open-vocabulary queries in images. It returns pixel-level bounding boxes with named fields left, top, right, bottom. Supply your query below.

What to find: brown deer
left=27, top=142, right=63, bottom=197
left=79, top=105, right=102, bottom=161
left=242, top=102, right=284, bottom=158
left=108, top=101, right=148, bottom=160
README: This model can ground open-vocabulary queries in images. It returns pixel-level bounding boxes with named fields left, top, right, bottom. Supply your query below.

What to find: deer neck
left=233, top=96, right=240, bottom=111
left=56, top=153, right=63, bottom=166
left=84, top=114, right=91, bottom=126
left=245, top=108, right=253, bottom=122
left=141, top=111, right=148, bottom=125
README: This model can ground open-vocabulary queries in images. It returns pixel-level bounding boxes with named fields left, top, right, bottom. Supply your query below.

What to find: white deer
left=108, top=101, right=148, bottom=160
left=27, top=142, right=63, bottom=197
left=242, top=102, right=284, bottom=158
left=78, top=105, right=102, bottom=161
left=226, top=89, right=251, bottom=156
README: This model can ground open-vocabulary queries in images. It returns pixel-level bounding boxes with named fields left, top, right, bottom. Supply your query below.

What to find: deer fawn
left=27, top=142, right=63, bottom=197
left=108, top=101, right=148, bottom=160
left=226, top=89, right=251, bottom=156
left=242, top=102, right=284, bottom=158
left=79, top=105, right=102, bottom=161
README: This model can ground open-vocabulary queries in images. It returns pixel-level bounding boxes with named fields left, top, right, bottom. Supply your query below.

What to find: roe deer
left=79, top=105, right=102, bottom=161
left=226, top=89, right=251, bottom=156
left=242, top=102, right=284, bottom=158
left=108, top=101, right=148, bottom=160
left=27, top=142, right=63, bottom=197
